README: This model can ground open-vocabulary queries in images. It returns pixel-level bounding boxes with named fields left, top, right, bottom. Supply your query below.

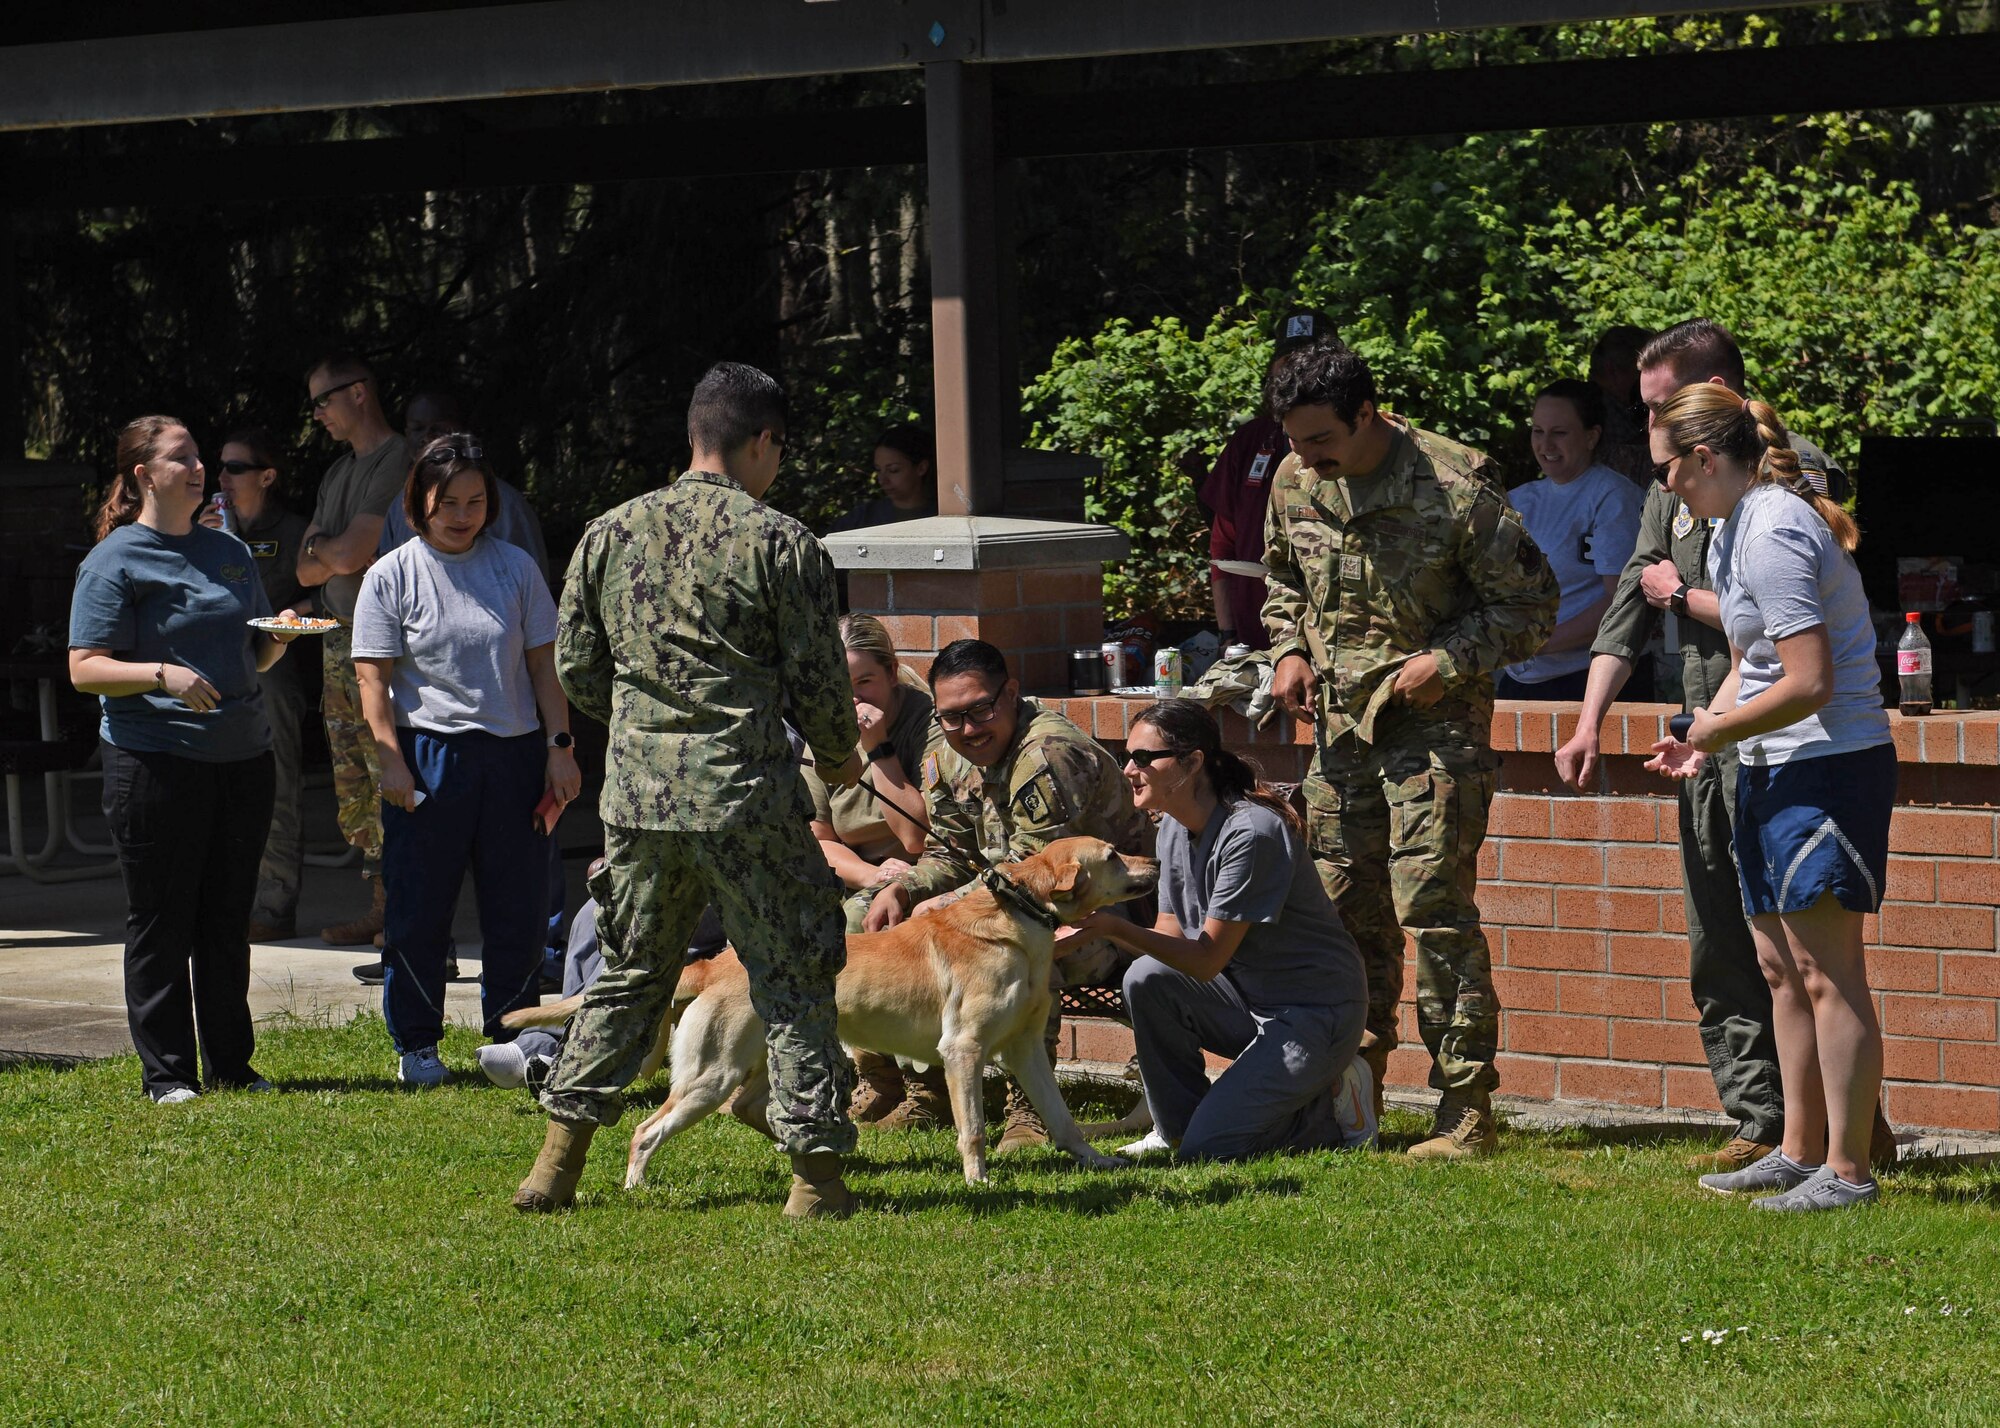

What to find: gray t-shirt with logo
left=1708, top=481, right=1890, bottom=766
left=312, top=434, right=411, bottom=618
left=1157, top=798, right=1367, bottom=1010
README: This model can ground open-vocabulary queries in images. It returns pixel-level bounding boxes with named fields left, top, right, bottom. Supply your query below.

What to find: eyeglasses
left=309, top=379, right=361, bottom=411
left=934, top=694, right=1004, bottom=732
left=422, top=443, right=484, bottom=464
left=218, top=460, right=270, bottom=476
left=1123, top=747, right=1183, bottom=770
left=1652, top=452, right=1686, bottom=485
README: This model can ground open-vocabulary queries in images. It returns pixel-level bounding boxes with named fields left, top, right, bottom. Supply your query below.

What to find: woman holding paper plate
left=351, top=434, right=577, bottom=1087
left=69, top=415, right=304, bottom=1104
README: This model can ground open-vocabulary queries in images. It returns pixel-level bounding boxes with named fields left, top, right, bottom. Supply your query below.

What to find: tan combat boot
left=1356, top=1043, right=1390, bottom=1129
left=1686, top=1135, right=1779, bottom=1174
left=849, top=1050, right=906, bottom=1124
left=511, top=1117, right=596, bottom=1212
left=784, top=1152, right=856, bottom=1219
left=875, top=1065, right=954, bottom=1130
left=994, top=1081, right=1049, bottom=1154
left=1406, top=1089, right=1498, bottom=1160
left=321, top=877, right=386, bottom=947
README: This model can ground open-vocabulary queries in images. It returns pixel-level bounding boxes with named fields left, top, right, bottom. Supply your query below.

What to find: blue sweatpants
left=380, top=727, right=547, bottom=1053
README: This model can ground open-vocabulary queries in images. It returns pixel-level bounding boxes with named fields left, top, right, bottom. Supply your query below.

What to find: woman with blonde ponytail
left=1644, top=383, right=1893, bottom=1212
left=1067, top=699, right=1373, bottom=1161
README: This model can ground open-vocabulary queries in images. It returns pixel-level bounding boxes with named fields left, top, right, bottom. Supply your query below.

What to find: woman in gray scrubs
left=1068, top=699, right=1372, bottom=1160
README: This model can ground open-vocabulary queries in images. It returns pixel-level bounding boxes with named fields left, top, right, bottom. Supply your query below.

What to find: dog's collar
left=979, top=866, right=1063, bottom=931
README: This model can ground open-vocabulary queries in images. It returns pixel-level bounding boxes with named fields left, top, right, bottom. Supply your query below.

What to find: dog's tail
left=497, top=954, right=729, bottom=1033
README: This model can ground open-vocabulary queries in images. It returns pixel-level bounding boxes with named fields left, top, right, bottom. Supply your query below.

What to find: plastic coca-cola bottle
left=1897, top=612, right=1932, bottom=717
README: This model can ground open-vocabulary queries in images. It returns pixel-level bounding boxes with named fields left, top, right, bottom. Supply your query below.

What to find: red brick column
left=848, top=567, right=1104, bottom=695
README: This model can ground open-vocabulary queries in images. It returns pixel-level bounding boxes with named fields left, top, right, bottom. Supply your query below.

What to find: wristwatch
left=1669, top=583, right=1691, bottom=618
left=866, top=741, right=897, bottom=764
left=548, top=731, right=573, bottom=750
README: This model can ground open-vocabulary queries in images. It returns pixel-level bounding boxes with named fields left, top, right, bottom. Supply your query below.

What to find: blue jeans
left=380, top=727, right=547, bottom=1053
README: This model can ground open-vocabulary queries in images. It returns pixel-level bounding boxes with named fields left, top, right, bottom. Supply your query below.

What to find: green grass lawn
left=4, top=1015, right=1996, bottom=1427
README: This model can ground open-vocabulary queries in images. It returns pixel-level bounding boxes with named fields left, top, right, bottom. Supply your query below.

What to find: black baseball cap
left=1272, top=309, right=1339, bottom=357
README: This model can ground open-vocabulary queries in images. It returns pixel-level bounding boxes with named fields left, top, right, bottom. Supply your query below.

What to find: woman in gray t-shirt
left=1644, top=385, right=1892, bottom=1212
left=1067, top=700, right=1371, bottom=1161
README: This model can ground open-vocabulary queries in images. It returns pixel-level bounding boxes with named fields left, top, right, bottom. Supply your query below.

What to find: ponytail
left=1131, top=698, right=1302, bottom=833
left=1746, top=398, right=1858, bottom=552
left=1655, top=386, right=1859, bottom=553
left=95, top=415, right=184, bottom=543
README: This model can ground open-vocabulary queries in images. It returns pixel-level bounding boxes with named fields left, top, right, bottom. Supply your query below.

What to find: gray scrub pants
left=1123, top=956, right=1365, bottom=1162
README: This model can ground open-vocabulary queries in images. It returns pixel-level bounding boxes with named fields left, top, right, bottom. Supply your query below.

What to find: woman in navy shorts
left=1645, top=384, right=1892, bottom=1212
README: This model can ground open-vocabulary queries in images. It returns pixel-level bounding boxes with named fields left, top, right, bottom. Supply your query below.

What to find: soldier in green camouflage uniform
left=515, top=363, right=865, bottom=1220
left=1261, top=346, right=1557, bottom=1158
left=863, top=639, right=1154, bottom=1150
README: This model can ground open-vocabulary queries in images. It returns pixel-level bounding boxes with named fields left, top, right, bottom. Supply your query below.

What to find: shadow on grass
left=1882, top=1151, right=2000, bottom=1206
left=0, top=1049, right=95, bottom=1073
left=275, top=1075, right=407, bottom=1094
left=1504, top=1118, right=1725, bottom=1153
left=619, top=1167, right=1304, bottom=1217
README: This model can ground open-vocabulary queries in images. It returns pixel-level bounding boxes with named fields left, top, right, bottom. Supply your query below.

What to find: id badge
left=1247, top=452, right=1273, bottom=487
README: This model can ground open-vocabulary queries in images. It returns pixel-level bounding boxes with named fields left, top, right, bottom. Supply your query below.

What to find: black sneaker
left=522, top=1054, right=555, bottom=1097
left=352, top=961, right=386, bottom=985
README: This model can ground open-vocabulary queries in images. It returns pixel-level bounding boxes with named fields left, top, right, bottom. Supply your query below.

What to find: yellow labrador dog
left=507, top=836, right=1157, bottom=1189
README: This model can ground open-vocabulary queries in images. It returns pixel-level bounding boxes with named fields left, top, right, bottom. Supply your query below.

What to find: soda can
left=1153, top=646, right=1183, bottom=699
left=1101, top=641, right=1125, bottom=690
left=1224, top=643, right=1252, bottom=661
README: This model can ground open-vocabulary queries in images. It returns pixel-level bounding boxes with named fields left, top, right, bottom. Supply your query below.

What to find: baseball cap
left=1272, top=309, right=1338, bottom=357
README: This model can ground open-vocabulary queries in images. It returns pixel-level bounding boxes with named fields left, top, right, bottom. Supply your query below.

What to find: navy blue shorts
left=1735, top=742, right=1897, bottom=918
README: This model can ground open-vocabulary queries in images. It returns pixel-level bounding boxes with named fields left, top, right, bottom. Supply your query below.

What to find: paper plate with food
left=248, top=614, right=341, bottom=634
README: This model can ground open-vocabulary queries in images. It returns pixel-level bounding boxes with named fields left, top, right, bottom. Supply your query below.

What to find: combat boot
left=1686, top=1135, right=1779, bottom=1174
left=1356, top=1043, right=1390, bottom=1128
left=784, top=1152, right=856, bottom=1220
left=995, top=1081, right=1049, bottom=1154
left=511, top=1117, right=596, bottom=1212
left=875, top=1064, right=954, bottom=1130
left=1406, top=1089, right=1498, bottom=1160
left=321, top=878, right=385, bottom=947
left=849, top=1050, right=906, bottom=1124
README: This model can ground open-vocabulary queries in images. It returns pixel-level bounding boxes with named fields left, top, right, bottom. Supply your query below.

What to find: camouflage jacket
left=1261, top=417, right=1558, bottom=746
left=557, top=469, right=858, bottom=832
left=899, top=698, right=1153, bottom=905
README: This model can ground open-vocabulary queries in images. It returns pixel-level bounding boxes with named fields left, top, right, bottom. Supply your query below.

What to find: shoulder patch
left=1013, top=770, right=1065, bottom=826
left=921, top=752, right=942, bottom=790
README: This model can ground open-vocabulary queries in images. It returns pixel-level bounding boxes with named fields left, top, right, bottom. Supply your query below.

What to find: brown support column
left=923, top=59, right=1004, bottom=516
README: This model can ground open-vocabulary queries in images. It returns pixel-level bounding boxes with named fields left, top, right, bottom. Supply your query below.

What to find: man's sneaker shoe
left=1406, top=1090, right=1498, bottom=1160
left=995, top=1082, right=1049, bottom=1154
left=397, top=1047, right=451, bottom=1088
left=477, top=1042, right=530, bottom=1089
left=151, top=1086, right=199, bottom=1105
left=1686, top=1135, right=1780, bottom=1174
left=523, top=1054, right=555, bottom=1098
left=1333, top=1056, right=1379, bottom=1150
left=353, top=961, right=386, bottom=985
left=1117, top=1129, right=1174, bottom=1157
left=1753, top=1164, right=1880, bottom=1212
left=1700, top=1150, right=1817, bottom=1196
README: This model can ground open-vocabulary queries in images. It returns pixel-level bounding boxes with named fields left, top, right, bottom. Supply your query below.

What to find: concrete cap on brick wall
left=823, top=515, right=1129, bottom=571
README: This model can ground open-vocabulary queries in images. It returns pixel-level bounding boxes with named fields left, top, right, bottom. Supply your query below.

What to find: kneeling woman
left=352, top=436, right=580, bottom=1085
left=1069, top=700, right=1370, bottom=1160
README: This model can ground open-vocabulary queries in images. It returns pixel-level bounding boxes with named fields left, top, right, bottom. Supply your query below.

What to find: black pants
left=101, top=743, right=276, bottom=1095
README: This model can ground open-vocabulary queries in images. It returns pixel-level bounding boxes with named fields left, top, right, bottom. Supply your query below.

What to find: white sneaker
left=476, top=1042, right=529, bottom=1089
left=1333, top=1056, right=1379, bottom=1150
left=1118, top=1129, right=1174, bottom=1157
left=151, top=1086, right=199, bottom=1105
left=397, top=1047, right=451, bottom=1088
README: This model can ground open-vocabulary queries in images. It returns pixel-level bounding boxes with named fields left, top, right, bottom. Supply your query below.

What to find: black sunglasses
left=422, top=443, right=484, bottom=465
left=1124, top=747, right=1184, bottom=769
left=308, top=378, right=361, bottom=411
left=218, top=460, right=270, bottom=475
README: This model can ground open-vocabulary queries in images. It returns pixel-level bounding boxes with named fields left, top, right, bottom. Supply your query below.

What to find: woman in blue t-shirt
left=1067, top=699, right=1372, bottom=1161
left=1645, top=384, right=1892, bottom=1213
left=69, top=415, right=301, bottom=1104
left=351, top=435, right=578, bottom=1087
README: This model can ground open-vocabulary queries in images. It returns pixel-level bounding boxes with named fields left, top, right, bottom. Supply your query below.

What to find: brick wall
left=850, top=566, right=1105, bottom=695
left=1037, top=694, right=2000, bottom=1135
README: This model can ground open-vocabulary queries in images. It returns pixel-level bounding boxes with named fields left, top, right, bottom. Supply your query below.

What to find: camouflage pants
left=1304, top=732, right=1501, bottom=1094
left=540, top=820, right=856, bottom=1155
left=321, top=624, right=382, bottom=880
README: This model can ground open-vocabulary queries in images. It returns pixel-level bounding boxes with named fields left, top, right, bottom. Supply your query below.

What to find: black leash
left=849, top=771, right=1063, bottom=930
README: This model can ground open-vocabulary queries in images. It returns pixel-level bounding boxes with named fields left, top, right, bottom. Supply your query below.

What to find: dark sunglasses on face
left=934, top=694, right=1003, bottom=732
left=218, top=460, right=270, bottom=476
left=309, top=379, right=360, bottom=411
left=1124, top=747, right=1183, bottom=770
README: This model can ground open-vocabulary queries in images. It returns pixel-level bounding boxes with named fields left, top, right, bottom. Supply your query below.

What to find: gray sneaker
left=1753, top=1165, right=1880, bottom=1212
left=1333, top=1056, right=1379, bottom=1150
left=476, top=1042, right=529, bottom=1089
left=1700, top=1151, right=1817, bottom=1196
left=397, top=1047, right=451, bottom=1088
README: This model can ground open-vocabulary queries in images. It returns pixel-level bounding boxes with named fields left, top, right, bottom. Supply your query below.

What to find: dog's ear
left=1050, top=864, right=1091, bottom=901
